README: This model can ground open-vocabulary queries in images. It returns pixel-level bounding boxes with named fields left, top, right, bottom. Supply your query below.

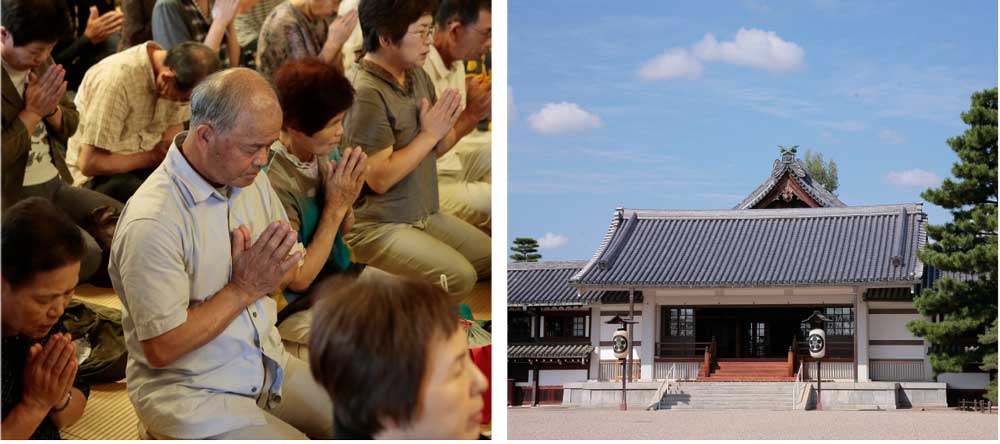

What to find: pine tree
left=907, top=87, right=998, bottom=403
left=510, top=237, right=542, bottom=262
left=803, top=149, right=839, bottom=194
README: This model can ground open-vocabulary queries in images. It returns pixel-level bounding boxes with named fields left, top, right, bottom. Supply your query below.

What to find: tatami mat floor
left=65, top=279, right=491, bottom=439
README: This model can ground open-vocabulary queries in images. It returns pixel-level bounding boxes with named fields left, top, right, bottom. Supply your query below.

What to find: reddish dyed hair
left=272, top=58, right=355, bottom=136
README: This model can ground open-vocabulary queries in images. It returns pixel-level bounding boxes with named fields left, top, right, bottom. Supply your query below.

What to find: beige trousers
left=439, top=134, right=491, bottom=230
left=146, top=357, right=333, bottom=440
left=345, top=212, right=491, bottom=296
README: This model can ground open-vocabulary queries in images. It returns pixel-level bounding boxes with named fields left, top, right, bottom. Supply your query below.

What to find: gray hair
left=163, top=42, right=220, bottom=92
left=189, top=68, right=276, bottom=135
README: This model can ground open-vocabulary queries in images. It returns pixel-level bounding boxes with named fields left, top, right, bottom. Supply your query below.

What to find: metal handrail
left=647, top=363, right=677, bottom=411
left=792, top=361, right=805, bottom=409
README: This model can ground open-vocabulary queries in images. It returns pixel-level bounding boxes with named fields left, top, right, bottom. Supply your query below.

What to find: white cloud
left=878, top=129, right=905, bottom=145
left=886, top=169, right=941, bottom=188
left=692, top=28, right=805, bottom=73
left=638, top=48, right=703, bottom=80
left=507, top=87, right=517, bottom=123
left=527, top=102, right=602, bottom=135
left=638, top=28, right=804, bottom=81
left=537, top=233, right=569, bottom=249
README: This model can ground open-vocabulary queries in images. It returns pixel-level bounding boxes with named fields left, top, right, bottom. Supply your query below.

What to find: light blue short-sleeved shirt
left=109, top=131, right=301, bottom=439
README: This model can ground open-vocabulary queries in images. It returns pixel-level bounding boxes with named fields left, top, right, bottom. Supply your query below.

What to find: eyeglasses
left=411, top=27, right=434, bottom=41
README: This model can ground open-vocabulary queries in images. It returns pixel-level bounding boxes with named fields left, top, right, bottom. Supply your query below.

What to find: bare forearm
left=141, top=284, right=250, bottom=367
left=226, top=23, right=240, bottom=66
left=319, top=38, right=343, bottom=64
left=340, top=207, right=354, bottom=234
left=47, top=387, right=86, bottom=429
left=288, top=207, right=346, bottom=292
left=17, top=110, right=44, bottom=136
left=79, top=144, right=151, bottom=177
left=203, top=20, right=228, bottom=51
left=0, top=401, right=49, bottom=439
left=369, top=132, right=439, bottom=193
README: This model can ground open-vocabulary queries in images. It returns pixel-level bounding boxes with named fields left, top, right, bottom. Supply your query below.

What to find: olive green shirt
left=342, top=60, right=439, bottom=224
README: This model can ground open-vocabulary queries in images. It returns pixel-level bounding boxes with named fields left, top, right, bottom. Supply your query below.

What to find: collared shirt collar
left=164, top=131, right=237, bottom=204
left=359, top=59, right=419, bottom=96
left=425, top=44, right=460, bottom=80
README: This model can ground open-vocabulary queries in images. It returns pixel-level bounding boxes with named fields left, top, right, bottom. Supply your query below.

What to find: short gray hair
left=189, top=68, right=274, bottom=134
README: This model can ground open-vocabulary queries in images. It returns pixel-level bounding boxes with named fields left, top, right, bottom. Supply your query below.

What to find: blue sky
left=507, top=0, right=998, bottom=262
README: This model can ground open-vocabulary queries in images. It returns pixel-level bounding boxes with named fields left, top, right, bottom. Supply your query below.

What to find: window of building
left=660, top=307, right=694, bottom=338
left=509, top=313, right=533, bottom=340
left=800, top=307, right=854, bottom=337
left=543, top=314, right=588, bottom=339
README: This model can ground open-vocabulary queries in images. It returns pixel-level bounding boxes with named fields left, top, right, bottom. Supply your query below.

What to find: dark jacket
left=1, top=58, right=79, bottom=211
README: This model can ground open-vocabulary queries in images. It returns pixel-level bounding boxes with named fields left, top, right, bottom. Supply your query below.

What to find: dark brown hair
left=308, top=272, right=459, bottom=437
left=359, top=0, right=437, bottom=53
left=1, top=197, right=84, bottom=288
left=434, top=0, right=491, bottom=30
left=273, top=58, right=354, bottom=136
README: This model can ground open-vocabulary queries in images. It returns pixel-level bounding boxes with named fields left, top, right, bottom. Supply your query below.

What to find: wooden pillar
left=532, top=362, right=540, bottom=406
left=628, top=289, right=635, bottom=382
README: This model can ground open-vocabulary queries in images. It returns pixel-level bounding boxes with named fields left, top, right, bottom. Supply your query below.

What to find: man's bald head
left=190, top=68, right=281, bottom=135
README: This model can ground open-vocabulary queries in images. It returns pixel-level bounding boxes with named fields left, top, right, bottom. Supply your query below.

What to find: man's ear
left=194, top=122, right=216, bottom=146
left=447, top=20, right=463, bottom=39
left=0, top=26, right=11, bottom=46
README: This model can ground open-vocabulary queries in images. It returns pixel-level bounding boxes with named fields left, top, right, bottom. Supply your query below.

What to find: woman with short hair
left=1, top=197, right=91, bottom=439
left=309, top=272, right=488, bottom=440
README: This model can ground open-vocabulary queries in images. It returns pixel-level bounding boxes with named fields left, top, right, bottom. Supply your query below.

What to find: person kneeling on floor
left=1, top=197, right=92, bottom=440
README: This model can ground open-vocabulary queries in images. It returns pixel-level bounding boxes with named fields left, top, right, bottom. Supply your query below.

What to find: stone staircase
left=658, top=381, right=795, bottom=410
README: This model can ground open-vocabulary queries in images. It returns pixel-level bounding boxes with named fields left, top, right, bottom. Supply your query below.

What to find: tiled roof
left=508, top=343, right=594, bottom=361
left=508, top=261, right=604, bottom=306
left=921, top=264, right=981, bottom=288
left=735, top=155, right=846, bottom=209
left=572, top=204, right=927, bottom=288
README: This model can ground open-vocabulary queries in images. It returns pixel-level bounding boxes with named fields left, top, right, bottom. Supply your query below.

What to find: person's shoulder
left=117, top=169, right=183, bottom=228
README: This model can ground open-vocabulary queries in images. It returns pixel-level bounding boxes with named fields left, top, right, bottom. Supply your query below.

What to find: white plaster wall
left=598, top=315, right=643, bottom=341
left=869, top=314, right=922, bottom=340
left=599, top=346, right=641, bottom=360
left=869, top=345, right=925, bottom=359
left=536, top=369, right=588, bottom=386
left=937, top=372, right=991, bottom=390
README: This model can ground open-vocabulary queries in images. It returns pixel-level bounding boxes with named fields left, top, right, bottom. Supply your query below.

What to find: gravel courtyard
left=507, top=407, right=998, bottom=440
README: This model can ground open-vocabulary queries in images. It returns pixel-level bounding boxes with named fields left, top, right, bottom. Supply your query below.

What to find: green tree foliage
left=510, top=237, right=542, bottom=262
left=907, top=87, right=998, bottom=402
left=803, top=149, right=839, bottom=194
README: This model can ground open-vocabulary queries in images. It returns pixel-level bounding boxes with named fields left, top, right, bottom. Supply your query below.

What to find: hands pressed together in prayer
left=327, top=9, right=359, bottom=51
left=420, top=87, right=463, bottom=141
left=321, top=146, right=367, bottom=215
left=229, top=222, right=303, bottom=304
left=211, top=0, right=242, bottom=25
left=22, top=65, right=67, bottom=122
left=22, top=333, right=78, bottom=414
left=83, top=6, right=124, bottom=44
left=464, top=76, right=491, bottom=122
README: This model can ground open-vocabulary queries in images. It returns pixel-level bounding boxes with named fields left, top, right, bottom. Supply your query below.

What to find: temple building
left=508, top=149, right=974, bottom=409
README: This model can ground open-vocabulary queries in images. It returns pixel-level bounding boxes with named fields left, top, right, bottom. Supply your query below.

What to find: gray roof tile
left=508, top=343, right=594, bottom=360
left=735, top=155, right=846, bottom=209
left=572, top=204, right=927, bottom=288
left=508, top=261, right=603, bottom=306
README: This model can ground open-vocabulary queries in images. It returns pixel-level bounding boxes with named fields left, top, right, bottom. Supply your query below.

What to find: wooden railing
left=598, top=360, right=642, bottom=381
left=796, top=336, right=854, bottom=359
left=656, top=338, right=715, bottom=358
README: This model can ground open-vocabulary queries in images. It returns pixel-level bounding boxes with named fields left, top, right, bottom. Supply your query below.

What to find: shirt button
left=252, top=312, right=258, bottom=318
left=251, top=387, right=258, bottom=393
